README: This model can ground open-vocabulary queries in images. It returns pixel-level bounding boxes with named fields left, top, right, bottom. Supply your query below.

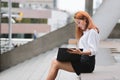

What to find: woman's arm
left=68, top=39, right=78, bottom=45
left=67, top=49, right=91, bottom=55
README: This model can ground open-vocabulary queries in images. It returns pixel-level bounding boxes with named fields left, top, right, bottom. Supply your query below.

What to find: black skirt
left=56, top=48, right=95, bottom=75
left=71, top=55, right=95, bottom=75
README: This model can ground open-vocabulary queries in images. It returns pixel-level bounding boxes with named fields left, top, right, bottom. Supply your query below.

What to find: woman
left=46, top=11, right=99, bottom=80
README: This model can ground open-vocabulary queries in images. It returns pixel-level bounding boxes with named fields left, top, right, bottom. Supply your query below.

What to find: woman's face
left=74, top=19, right=87, bottom=31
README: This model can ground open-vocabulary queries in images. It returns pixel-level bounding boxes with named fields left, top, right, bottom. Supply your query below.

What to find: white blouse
left=78, top=29, right=100, bottom=56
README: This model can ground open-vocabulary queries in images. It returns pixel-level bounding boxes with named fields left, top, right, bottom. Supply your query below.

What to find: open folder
left=57, top=48, right=83, bottom=62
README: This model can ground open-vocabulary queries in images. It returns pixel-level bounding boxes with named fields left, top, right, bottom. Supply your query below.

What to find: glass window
left=12, top=2, right=19, bottom=8
left=20, top=18, right=47, bottom=24
left=1, top=2, right=19, bottom=8
left=1, top=34, right=8, bottom=38
left=2, top=17, right=9, bottom=23
left=24, top=34, right=32, bottom=38
left=2, top=17, right=48, bottom=24
left=1, top=34, right=33, bottom=39
left=1, top=2, right=8, bottom=7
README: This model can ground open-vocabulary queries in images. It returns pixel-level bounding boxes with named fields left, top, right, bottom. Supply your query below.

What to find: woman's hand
left=67, top=48, right=82, bottom=55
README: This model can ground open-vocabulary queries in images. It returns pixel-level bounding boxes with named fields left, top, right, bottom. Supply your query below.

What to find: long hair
left=74, top=11, right=99, bottom=40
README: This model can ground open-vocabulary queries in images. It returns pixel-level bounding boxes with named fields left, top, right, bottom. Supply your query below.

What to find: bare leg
left=46, top=59, right=75, bottom=80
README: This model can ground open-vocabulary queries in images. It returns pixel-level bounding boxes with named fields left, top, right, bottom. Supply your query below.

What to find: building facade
left=1, top=0, right=51, bottom=39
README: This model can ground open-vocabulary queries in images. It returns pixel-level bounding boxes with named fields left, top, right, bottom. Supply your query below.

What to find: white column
left=8, top=0, right=12, bottom=50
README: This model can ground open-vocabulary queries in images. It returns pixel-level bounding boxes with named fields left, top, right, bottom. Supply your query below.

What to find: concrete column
left=85, top=0, right=93, bottom=16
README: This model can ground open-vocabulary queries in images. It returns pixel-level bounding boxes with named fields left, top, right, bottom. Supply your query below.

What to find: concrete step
left=0, top=48, right=58, bottom=80
left=81, top=64, right=120, bottom=80
left=1, top=44, right=120, bottom=80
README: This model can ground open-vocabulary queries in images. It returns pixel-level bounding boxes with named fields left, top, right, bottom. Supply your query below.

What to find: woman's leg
left=46, top=59, right=75, bottom=80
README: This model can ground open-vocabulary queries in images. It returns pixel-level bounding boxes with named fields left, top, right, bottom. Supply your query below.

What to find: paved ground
left=0, top=39, right=120, bottom=80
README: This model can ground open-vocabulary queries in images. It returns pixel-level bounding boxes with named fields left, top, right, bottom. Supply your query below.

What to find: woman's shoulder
left=87, top=29, right=99, bottom=37
left=89, top=29, right=98, bottom=34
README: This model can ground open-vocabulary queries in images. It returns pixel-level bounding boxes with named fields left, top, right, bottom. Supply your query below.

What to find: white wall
left=48, top=10, right=70, bottom=31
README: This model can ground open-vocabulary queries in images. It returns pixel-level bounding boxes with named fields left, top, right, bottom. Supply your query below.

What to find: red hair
left=74, top=11, right=99, bottom=40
